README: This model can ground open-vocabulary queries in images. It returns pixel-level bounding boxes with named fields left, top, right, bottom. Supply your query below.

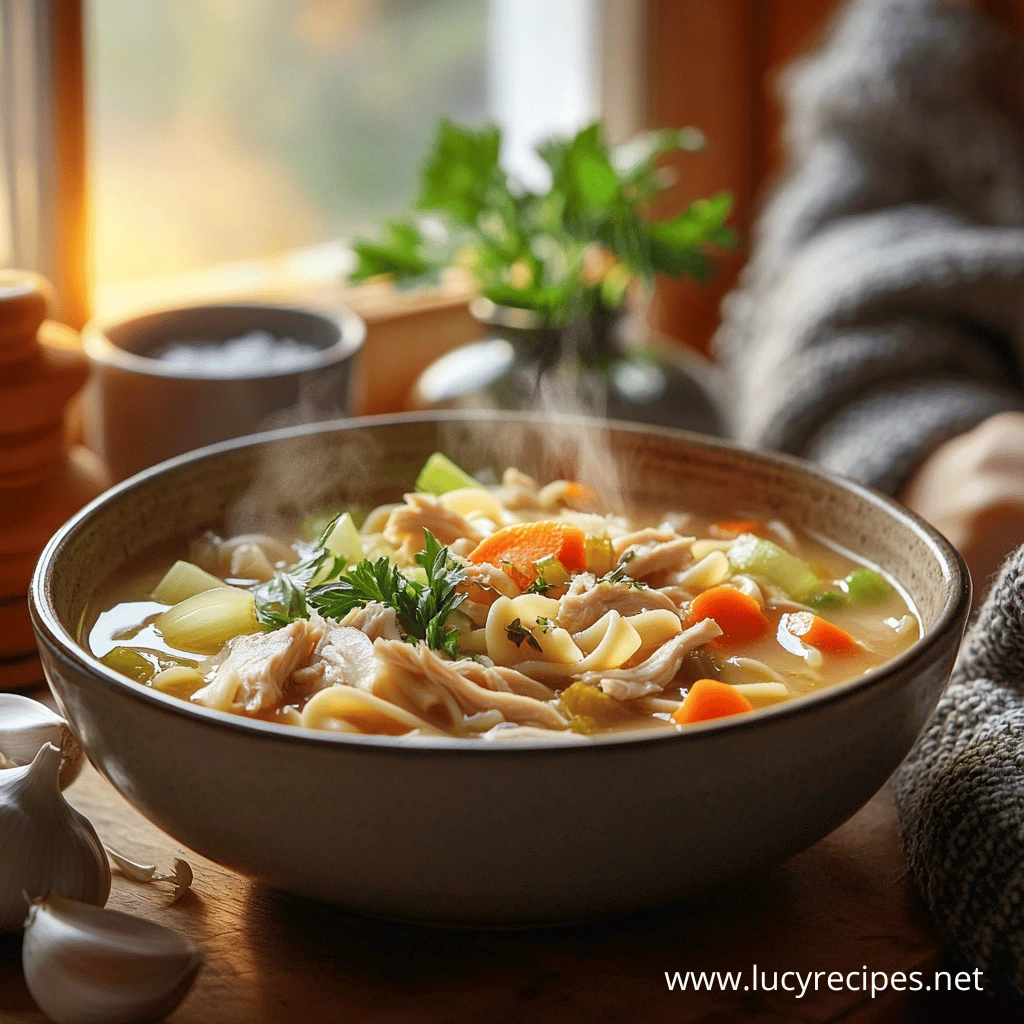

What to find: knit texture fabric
left=717, top=0, right=1024, bottom=998
left=716, top=0, right=1024, bottom=495
left=893, top=547, right=1024, bottom=1000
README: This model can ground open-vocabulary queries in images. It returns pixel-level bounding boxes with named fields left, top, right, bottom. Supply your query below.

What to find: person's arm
left=894, top=543, right=1024, bottom=999
left=719, top=0, right=1024, bottom=501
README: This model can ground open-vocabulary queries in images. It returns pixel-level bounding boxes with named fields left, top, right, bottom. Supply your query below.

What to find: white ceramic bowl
left=30, top=412, right=970, bottom=926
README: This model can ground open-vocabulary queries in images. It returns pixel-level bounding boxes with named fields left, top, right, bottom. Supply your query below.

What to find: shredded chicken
left=453, top=661, right=556, bottom=701
left=655, top=586, right=691, bottom=610
left=557, top=572, right=681, bottom=634
left=292, top=623, right=376, bottom=695
left=339, top=601, right=402, bottom=641
left=460, top=561, right=521, bottom=599
left=384, top=493, right=486, bottom=556
left=612, top=528, right=695, bottom=581
left=373, top=639, right=568, bottom=729
left=579, top=618, right=723, bottom=701
left=192, top=620, right=322, bottom=714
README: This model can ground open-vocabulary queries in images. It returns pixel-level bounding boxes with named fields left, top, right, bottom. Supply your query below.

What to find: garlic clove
left=0, top=693, right=84, bottom=789
left=105, top=847, right=158, bottom=883
left=22, top=891, right=203, bottom=1024
left=0, top=743, right=110, bottom=931
left=105, top=847, right=194, bottom=901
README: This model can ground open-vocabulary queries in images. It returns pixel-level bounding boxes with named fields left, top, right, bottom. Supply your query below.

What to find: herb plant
left=349, top=119, right=733, bottom=325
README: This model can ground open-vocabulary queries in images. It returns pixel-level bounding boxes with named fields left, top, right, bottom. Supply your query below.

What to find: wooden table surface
left=0, top=697, right=1013, bottom=1023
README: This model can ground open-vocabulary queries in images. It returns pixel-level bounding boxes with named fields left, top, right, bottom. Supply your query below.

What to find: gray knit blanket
left=716, top=0, right=1024, bottom=999
left=718, top=0, right=1024, bottom=496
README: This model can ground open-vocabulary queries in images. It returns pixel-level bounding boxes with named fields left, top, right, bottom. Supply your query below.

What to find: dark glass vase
left=411, top=299, right=724, bottom=436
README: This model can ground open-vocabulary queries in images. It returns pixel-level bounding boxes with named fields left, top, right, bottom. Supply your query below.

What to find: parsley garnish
left=525, top=576, right=553, bottom=595
left=252, top=516, right=347, bottom=627
left=505, top=617, right=543, bottom=653
left=307, top=530, right=467, bottom=658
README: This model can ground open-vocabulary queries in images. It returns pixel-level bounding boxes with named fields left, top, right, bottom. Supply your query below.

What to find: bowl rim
left=81, top=300, right=366, bottom=381
left=30, top=410, right=971, bottom=757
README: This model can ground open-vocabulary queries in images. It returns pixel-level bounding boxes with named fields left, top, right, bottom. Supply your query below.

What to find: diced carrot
left=673, top=679, right=753, bottom=725
left=562, top=481, right=598, bottom=508
left=468, top=521, right=587, bottom=588
left=688, top=585, right=770, bottom=647
left=500, top=561, right=535, bottom=591
left=779, top=611, right=861, bottom=655
left=709, top=518, right=767, bottom=540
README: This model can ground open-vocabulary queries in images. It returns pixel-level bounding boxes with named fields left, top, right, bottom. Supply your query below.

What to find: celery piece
left=323, top=512, right=363, bottom=565
left=303, top=506, right=366, bottom=541
left=809, top=590, right=846, bottom=611
left=728, top=533, right=820, bottom=601
left=842, top=568, right=888, bottom=604
left=584, top=535, right=615, bottom=576
left=101, top=647, right=157, bottom=683
left=151, top=560, right=229, bottom=605
left=155, top=587, right=259, bottom=654
left=560, top=681, right=633, bottom=728
left=101, top=646, right=198, bottom=683
left=534, top=554, right=571, bottom=587
left=414, top=452, right=479, bottom=495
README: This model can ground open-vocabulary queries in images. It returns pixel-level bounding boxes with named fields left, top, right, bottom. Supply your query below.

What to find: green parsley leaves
left=307, top=530, right=467, bottom=658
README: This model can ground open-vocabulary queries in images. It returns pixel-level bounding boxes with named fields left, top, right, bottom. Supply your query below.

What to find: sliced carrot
left=709, top=518, right=766, bottom=540
left=673, top=679, right=753, bottom=725
left=562, top=481, right=598, bottom=508
left=500, top=561, right=536, bottom=592
left=779, top=611, right=861, bottom=655
left=468, top=521, right=587, bottom=588
left=688, top=585, right=770, bottom=647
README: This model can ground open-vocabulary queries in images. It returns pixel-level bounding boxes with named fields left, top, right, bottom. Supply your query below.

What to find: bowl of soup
left=30, top=412, right=969, bottom=925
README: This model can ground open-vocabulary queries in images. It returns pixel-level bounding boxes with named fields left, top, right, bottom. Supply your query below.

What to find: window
left=85, top=0, right=604, bottom=313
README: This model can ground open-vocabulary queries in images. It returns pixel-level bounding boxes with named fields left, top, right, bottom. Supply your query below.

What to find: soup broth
left=87, top=454, right=920, bottom=741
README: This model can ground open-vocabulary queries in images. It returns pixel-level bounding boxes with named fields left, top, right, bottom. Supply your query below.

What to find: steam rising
left=226, top=313, right=631, bottom=531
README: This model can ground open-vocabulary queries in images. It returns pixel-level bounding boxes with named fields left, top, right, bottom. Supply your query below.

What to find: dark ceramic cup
left=82, top=302, right=365, bottom=481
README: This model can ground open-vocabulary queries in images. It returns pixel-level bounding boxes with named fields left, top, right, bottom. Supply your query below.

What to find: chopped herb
left=598, top=558, right=648, bottom=589
left=534, top=615, right=555, bottom=634
left=308, top=530, right=467, bottom=658
left=505, top=617, right=543, bottom=652
left=525, top=576, right=554, bottom=595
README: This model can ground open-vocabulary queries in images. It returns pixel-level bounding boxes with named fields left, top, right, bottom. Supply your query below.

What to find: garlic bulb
left=0, top=743, right=110, bottom=931
left=23, top=892, right=203, bottom=1024
left=0, top=693, right=84, bottom=789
